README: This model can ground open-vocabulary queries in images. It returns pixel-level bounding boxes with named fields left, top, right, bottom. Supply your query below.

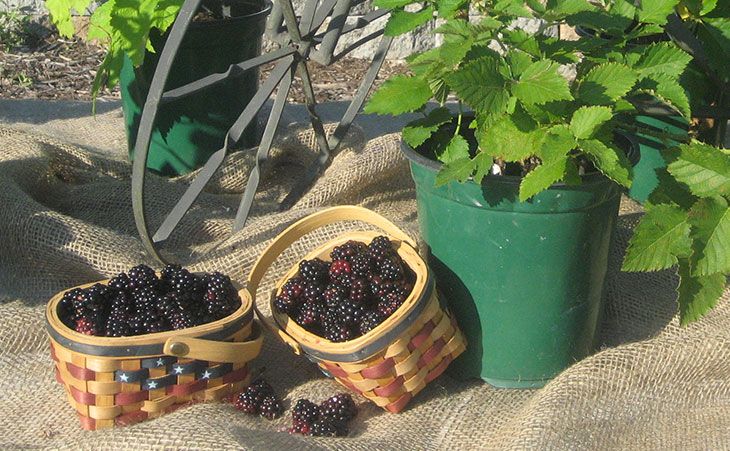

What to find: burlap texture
left=0, top=108, right=729, bottom=450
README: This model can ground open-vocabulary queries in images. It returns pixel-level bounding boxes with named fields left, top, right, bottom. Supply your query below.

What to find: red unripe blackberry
left=298, top=258, right=329, bottom=282
left=259, top=395, right=283, bottom=420
left=330, top=240, right=367, bottom=262
left=234, top=390, right=259, bottom=414
left=320, top=393, right=357, bottom=424
left=290, top=419, right=312, bottom=435
left=329, top=259, right=352, bottom=283
left=75, top=317, right=98, bottom=335
left=282, top=276, right=305, bottom=299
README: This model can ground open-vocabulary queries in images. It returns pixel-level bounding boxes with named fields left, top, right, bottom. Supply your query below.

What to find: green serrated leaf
left=473, top=151, right=493, bottom=184
left=519, top=126, right=575, bottom=200
left=402, top=108, right=453, bottom=148
left=668, top=142, right=730, bottom=197
left=512, top=60, right=572, bottom=105
left=374, top=0, right=414, bottom=8
left=446, top=56, right=511, bottom=114
left=688, top=196, right=730, bottom=276
left=635, top=42, right=693, bottom=78
left=365, top=75, right=432, bottom=115
left=435, top=157, right=474, bottom=186
left=507, top=50, right=534, bottom=78
left=544, top=0, right=594, bottom=17
left=440, top=134, right=471, bottom=163
left=577, top=62, right=638, bottom=105
left=86, top=0, right=115, bottom=42
left=436, top=0, right=468, bottom=18
left=47, top=0, right=94, bottom=37
left=622, top=203, right=693, bottom=271
left=569, top=106, right=613, bottom=139
left=478, top=111, right=545, bottom=162
left=638, top=0, right=681, bottom=24
left=579, top=139, right=632, bottom=187
left=384, top=6, right=434, bottom=36
left=677, top=258, right=726, bottom=325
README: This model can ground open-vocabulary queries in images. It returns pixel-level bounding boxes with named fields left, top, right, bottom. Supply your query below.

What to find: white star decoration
left=201, top=370, right=212, bottom=379
left=119, top=373, right=129, bottom=382
left=174, top=366, right=184, bottom=374
left=156, top=358, right=165, bottom=367
left=147, top=381, right=158, bottom=389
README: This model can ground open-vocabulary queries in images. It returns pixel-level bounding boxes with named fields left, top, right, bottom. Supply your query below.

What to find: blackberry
left=108, top=273, right=131, bottom=293
left=359, top=311, right=383, bottom=335
left=323, top=284, right=348, bottom=309
left=367, top=236, right=393, bottom=260
left=376, top=292, right=405, bottom=318
left=59, top=288, right=84, bottom=327
left=292, top=399, right=321, bottom=424
left=169, top=309, right=197, bottom=330
left=324, top=318, right=354, bottom=343
left=379, top=255, right=404, bottom=281
left=348, top=278, right=370, bottom=304
left=160, top=264, right=182, bottom=283
left=274, top=294, right=298, bottom=315
left=105, top=310, right=130, bottom=337
left=203, top=271, right=239, bottom=319
left=110, top=290, right=132, bottom=312
left=298, top=258, right=329, bottom=283
left=329, top=260, right=352, bottom=284
left=75, top=317, right=98, bottom=335
left=350, top=253, right=373, bottom=278
left=296, top=301, right=324, bottom=327
left=259, top=395, right=283, bottom=420
left=171, top=268, right=200, bottom=296
left=337, top=300, right=364, bottom=326
left=311, top=418, right=347, bottom=437
left=320, top=393, right=357, bottom=424
left=290, top=418, right=313, bottom=435
left=234, top=390, right=259, bottom=414
left=282, top=276, right=305, bottom=300
left=330, top=240, right=367, bottom=263
left=249, top=379, right=275, bottom=397
left=128, top=264, right=158, bottom=289
left=303, top=282, right=325, bottom=303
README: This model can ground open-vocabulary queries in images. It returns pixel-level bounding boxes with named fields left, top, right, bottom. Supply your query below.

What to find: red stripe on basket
left=425, top=354, right=453, bottom=384
left=115, top=390, right=149, bottom=405
left=66, top=362, right=95, bottom=381
left=323, top=363, right=349, bottom=379
left=115, top=410, right=148, bottom=427
left=167, top=378, right=206, bottom=396
left=408, top=321, right=436, bottom=351
left=417, top=338, right=446, bottom=368
left=70, top=386, right=96, bottom=405
left=372, top=375, right=404, bottom=398
left=78, top=414, right=96, bottom=431
left=222, top=365, right=248, bottom=384
left=385, top=393, right=412, bottom=413
left=360, top=357, right=395, bottom=379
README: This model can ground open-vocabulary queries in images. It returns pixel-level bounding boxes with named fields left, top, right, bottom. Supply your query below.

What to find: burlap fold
left=0, top=110, right=728, bottom=450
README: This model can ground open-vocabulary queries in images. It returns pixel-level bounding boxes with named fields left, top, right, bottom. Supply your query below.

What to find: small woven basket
left=46, top=280, right=263, bottom=430
left=246, top=206, right=466, bottom=413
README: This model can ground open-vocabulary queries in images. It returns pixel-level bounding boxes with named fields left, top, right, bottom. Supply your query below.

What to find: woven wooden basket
left=246, top=206, right=466, bottom=413
left=46, top=280, right=263, bottom=430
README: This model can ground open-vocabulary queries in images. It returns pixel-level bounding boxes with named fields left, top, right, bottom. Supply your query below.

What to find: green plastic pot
left=120, top=0, right=271, bottom=176
left=402, top=137, right=637, bottom=388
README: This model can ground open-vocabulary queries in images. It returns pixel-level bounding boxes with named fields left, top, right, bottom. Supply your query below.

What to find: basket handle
left=245, top=206, right=416, bottom=354
left=163, top=322, right=263, bottom=363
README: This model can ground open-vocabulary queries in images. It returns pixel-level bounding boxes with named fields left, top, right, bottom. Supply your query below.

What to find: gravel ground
left=0, top=20, right=407, bottom=104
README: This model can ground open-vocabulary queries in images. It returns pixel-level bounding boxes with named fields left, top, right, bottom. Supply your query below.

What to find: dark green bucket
left=120, top=0, right=271, bottom=176
left=403, top=139, right=636, bottom=388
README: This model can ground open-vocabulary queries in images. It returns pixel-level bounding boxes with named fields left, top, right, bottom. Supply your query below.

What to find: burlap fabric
left=1, top=107, right=729, bottom=450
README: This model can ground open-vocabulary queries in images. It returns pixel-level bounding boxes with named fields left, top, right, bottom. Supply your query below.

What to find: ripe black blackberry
left=367, top=235, right=393, bottom=260
left=128, top=264, right=158, bottom=289
left=320, top=393, right=357, bottom=424
left=292, top=399, right=321, bottom=424
left=274, top=294, right=298, bottom=315
left=337, top=300, right=364, bottom=326
left=359, top=311, right=383, bottom=335
left=296, top=301, right=324, bottom=328
left=160, top=263, right=182, bottom=283
left=330, top=240, right=367, bottom=262
left=324, top=318, right=354, bottom=343
left=105, top=310, right=130, bottom=337
left=379, top=255, right=404, bottom=281
left=203, top=271, right=240, bottom=319
left=348, top=278, right=370, bottom=304
left=323, top=284, right=348, bottom=309
left=350, top=253, right=373, bottom=278
left=298, top=258, right=329, bottom=283
left=259, top=395, right=283, bottom=420
left=108, top=272, right=131, bottom=293
left=311, top=418, right=347, bottom=437
left=59, top=288, right=84, bottom=328
left=170, top=268, right=199, bottom=296
left=234, top=390, right=259, bottom=414
left=169, top=309, right=197, bottom=330
left=303, top=282, right=325, bottom=303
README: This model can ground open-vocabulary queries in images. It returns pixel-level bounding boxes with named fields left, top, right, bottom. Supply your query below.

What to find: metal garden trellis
left=131, top=0, right=394, bottom=263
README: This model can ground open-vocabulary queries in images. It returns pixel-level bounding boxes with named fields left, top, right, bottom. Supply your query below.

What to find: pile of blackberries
left=233, top=379, right=283, bottom=420
left=58, top=264, right=241, bottom=337
left=290, top=393, right=358, bottom=437
left=274, top=236, right=415, bottom=342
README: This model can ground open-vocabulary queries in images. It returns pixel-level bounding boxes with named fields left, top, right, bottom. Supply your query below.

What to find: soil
left=0, top=20, right=407, bottom=104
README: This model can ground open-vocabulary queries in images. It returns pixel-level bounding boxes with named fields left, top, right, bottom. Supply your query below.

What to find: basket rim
left=46, top=277, right=253, bottom=357
left=269, top=230, right=430, bottom=360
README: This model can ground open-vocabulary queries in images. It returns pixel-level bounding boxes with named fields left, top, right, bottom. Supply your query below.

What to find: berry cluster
left=289, top=393, right=358, bottom=437
left=233, top=379, right=283, bottom=420
left=274, top=236, right=415, bottom=342
left=58, top=264, right=241, bottom=337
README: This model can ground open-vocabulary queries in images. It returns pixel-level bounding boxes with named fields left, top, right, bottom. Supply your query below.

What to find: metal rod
left=152, top=56, right=295, bottom=244
left=132, top=0, right=201, bottom=263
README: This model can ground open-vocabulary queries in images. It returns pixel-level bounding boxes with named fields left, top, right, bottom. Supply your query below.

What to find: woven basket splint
left=46, top=283, right=263, bottom=430
left=246, top=206, right=466, bottom=413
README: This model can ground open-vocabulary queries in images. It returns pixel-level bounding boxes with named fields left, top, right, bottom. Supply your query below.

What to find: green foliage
left=46, top=0, right=183, bottom=99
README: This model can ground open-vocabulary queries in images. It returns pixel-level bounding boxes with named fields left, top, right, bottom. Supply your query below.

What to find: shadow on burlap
left=0, top=115, right=729, bottom=450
